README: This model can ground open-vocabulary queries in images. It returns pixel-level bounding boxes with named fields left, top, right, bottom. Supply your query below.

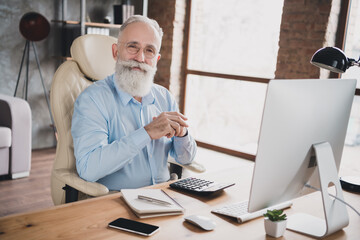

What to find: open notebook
left=121, top=189, right=185, bottom=218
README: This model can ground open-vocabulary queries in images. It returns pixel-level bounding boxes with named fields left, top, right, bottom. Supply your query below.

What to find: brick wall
left=148, top=0, right=176, bottom=90
left=148, top=0, right=187, bottom=104
left=169, top=0, right=187, bottom=104
left=275, top=0, right=336, bottom=79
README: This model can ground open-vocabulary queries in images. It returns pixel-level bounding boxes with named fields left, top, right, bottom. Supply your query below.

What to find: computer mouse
left=184, top=215, right=216, bottom=231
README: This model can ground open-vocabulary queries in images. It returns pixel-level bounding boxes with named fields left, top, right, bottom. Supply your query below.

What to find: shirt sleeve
left=165, top=91, right=197, bottom=165
left=71, top=91, right=151, bottom=182
left=171, top=133, right=197, bottom=165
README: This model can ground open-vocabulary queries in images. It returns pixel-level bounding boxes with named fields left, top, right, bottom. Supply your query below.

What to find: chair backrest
left=50, top=34, right=117, bottom=205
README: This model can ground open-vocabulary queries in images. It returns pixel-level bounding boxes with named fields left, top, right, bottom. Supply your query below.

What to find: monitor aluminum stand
left=287, top=142, right=349, bottom=238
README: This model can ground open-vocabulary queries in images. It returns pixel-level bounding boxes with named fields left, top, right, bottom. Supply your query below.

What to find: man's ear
left=156, top=54, right=161, bottom=63
left=112, top=43, right=118, bottom=60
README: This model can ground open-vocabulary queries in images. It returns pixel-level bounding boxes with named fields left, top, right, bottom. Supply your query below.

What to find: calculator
left=169, top=177, right=235, bottom=194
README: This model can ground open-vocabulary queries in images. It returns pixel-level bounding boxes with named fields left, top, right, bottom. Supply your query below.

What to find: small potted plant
left=263, top=209, right=287, bottom=238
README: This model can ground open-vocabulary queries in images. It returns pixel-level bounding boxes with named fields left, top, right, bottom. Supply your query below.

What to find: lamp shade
left=310, top=47, right=350, bottom=73
left=19, top=12, right=50, bottom=42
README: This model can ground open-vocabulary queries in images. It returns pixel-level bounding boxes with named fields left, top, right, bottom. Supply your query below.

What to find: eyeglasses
left=122, top=42, right=158, bottom=59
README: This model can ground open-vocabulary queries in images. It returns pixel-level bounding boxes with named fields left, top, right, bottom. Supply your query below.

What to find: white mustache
left=120, top=60, right=153, bottom=73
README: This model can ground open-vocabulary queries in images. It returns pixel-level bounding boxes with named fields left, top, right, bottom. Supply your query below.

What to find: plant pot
left=264, top=218, right=287, bottom=238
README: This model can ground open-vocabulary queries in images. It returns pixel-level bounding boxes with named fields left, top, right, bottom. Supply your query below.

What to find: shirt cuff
left=174, top=130, right=191, bottom=142
left=129, top=127, right=152, bottom=151
left=176, top=129, right=188, bottom=138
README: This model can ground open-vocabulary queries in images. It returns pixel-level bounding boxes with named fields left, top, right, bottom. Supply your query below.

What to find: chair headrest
left=70, top=34, right=117, bottom=81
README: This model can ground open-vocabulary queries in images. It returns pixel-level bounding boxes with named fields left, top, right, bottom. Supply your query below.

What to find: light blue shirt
left=71, top=74, right=197, bottom=190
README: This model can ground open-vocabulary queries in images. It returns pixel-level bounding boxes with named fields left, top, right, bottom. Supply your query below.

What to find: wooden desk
left=0, top=166, right=359, bottom=240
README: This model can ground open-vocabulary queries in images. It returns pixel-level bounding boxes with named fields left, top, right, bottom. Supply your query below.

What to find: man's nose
left=133, top=49, right=145, bottom=62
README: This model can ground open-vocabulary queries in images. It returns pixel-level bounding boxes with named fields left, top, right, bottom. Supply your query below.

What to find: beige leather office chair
left=50, top=34, right=204, bottom=205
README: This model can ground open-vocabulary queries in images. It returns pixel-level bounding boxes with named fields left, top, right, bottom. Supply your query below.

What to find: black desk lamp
left=14, top=12, right=55, bottom=132
left=311, top=47, right=360, bottom=193
left=311, top=47, right=360, bottom=73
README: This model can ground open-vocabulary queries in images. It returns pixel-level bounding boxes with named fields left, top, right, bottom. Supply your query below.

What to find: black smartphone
left=108, top=218, right=160, bottom=236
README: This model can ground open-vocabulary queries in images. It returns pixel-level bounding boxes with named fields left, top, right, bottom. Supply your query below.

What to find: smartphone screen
left=108, top=218, right=160, bottom=236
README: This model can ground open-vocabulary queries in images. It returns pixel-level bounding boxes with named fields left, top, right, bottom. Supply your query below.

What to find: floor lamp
left=311, top=46, right=360, bottom=193
left=14, top=12, right=55, bottom=132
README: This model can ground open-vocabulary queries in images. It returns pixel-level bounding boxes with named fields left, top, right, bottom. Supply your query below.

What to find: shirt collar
left=112, top=74, right=155, bottom=106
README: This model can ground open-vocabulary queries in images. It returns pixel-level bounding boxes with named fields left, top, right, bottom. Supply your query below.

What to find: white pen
left=138, top=195, right=172, bottom=206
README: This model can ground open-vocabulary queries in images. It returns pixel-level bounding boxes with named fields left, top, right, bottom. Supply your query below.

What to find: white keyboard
left=211, top=200, right=293, bottom=223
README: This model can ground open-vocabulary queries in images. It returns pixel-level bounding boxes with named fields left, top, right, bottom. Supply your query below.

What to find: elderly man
left=71, top=15, right=197, bottom=190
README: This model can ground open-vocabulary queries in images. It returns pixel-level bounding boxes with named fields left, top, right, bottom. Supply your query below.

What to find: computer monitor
left=248, top=78, right=356, bottom=238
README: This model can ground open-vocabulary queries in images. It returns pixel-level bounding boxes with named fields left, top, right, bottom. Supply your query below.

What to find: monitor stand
left=286, top=142, right=349, bottom=238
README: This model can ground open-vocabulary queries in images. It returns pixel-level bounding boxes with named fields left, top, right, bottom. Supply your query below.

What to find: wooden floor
left=0, top=148, right=55, bottom=217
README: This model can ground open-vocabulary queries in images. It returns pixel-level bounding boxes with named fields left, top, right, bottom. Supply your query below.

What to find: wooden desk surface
left=0, top=166, right=359, bottom=240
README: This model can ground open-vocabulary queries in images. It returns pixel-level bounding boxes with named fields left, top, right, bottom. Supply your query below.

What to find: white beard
left=114, top=59, right=157, bottom=97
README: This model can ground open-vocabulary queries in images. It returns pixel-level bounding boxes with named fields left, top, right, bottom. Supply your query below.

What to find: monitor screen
left=248, top=78, right=356, bottom=213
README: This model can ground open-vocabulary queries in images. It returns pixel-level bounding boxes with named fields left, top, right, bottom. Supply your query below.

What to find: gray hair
left=118, top=15, right=163, bottom=50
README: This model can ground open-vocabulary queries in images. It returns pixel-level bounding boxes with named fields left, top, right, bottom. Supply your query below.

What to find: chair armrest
left=54, top=168, right=109, bottom=197
left=168, top=158, right=206, bottom=173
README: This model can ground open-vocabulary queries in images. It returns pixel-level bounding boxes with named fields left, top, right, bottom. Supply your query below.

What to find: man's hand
left=144, top=112, right=189, bottom=139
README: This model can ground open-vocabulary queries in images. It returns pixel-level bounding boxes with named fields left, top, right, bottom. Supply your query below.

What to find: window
left=188, top=0, right=284, bottom=78
left=184, top=0, right=284, bottom=157
left=341, top=0, right=360, bottom=176
left=185, top=75, right=267, bottom=154
left=342, top=0, right=360, bottom=84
